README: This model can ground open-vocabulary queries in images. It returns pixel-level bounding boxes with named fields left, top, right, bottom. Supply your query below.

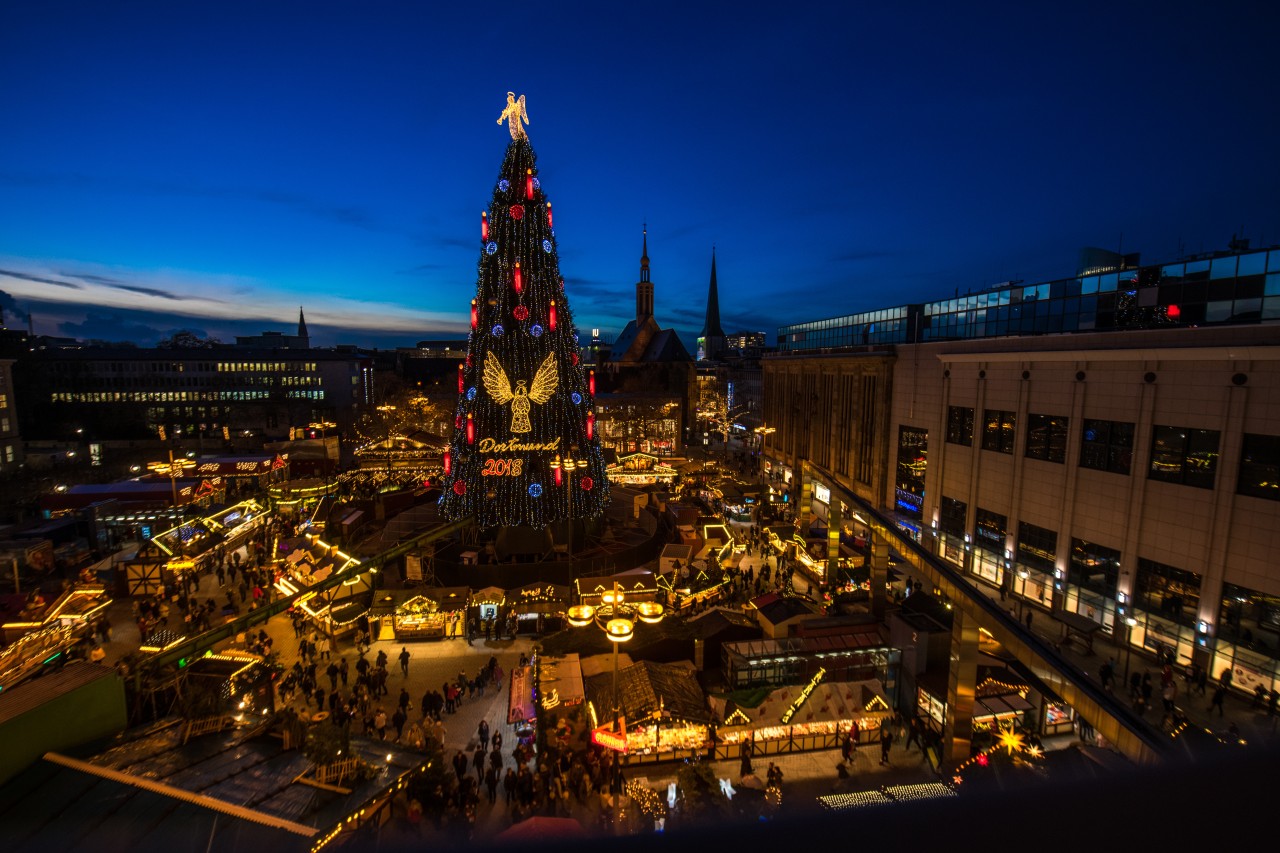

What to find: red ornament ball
left=513, top=305, right=529, bottom=321
left=452, top=481, right=466, bottom=495
left=509, top=204, right=525, bottom=220
left=580, top=477, right=593, bottom=492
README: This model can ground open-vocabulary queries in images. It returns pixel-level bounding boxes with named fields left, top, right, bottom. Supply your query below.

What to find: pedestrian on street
left=478, top=719, right=491, bottom=751
left=879, top=721, right=894, bottom=766
left=1210, top=683, right=1227, bottom=716
left=399, top=646, right=411, bottom=677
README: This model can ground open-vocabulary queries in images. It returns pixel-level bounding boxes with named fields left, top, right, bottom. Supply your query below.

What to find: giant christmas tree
left=438, top=94, right=609, bottom=530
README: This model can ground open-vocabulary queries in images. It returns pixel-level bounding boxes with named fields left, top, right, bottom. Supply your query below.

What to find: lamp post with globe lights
left=549, top=450, right=588, bottom=563
left=566, top=581, right=664, bottom=733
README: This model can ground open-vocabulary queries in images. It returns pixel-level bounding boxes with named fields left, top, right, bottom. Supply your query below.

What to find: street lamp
left=309, top=420, right=338, bottom=491
left=148, top=449, right=197, bottom=512
left=566, top=581, right=665, bottom=731
left=550, top=451, right=588, bottom=562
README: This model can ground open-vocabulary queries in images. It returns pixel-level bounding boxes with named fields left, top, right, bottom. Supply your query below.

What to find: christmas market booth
left=713, top=678, right=894, bottom=754
left=604, top=452, right=678, bottom=487
left=576, top=570, right=661, bottom=607
left=372, top=587, right=470, bottom=641
left=273, top=533, right=373, bottom=635
left=583, top=659, right=713, bottom=765
left=138, top=498, right=268, bottom=583
left=916, top=667, right=1038, bottom=740
left=470, top=585, right=506, bottom=627
left=508, top=582, right=571, bottom=634
left=1, top=584, right=111, bottom=644
left=658, top=555, right=732, bottom=612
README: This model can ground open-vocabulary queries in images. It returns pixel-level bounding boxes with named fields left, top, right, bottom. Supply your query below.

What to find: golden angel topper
left=484, top=352, right=557, bottom=433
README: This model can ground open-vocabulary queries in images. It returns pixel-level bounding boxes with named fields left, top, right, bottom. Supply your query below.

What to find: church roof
left=641, top=329, right=693, bottom=363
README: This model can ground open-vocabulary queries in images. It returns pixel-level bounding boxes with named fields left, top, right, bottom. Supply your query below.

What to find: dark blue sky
left=2, top=1, right=1277, bottom=350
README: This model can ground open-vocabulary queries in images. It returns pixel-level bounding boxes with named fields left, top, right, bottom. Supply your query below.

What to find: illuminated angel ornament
left=497, top=91, right=530, bottom=139
left=483, top=351, right=558, bottom=433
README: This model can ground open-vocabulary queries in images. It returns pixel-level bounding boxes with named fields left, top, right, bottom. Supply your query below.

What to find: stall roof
left=539, top=653, right=584, bottom=707
left=723, top=631, right=888, bottom=662
left=583, top=659, right=707, bottom=723
left=0, top=721, right=424, bottom=853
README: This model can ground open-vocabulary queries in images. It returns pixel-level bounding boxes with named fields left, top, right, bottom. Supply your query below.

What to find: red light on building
left=1167, top=304, right=1181, bottom=319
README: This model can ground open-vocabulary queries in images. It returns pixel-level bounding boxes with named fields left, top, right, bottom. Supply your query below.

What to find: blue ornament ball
left=498, top=179, right=510, bottom=192
left=485, top=242, right=497, bottom=255
left=528, top=483, right=543, bottom=498
left=542, top=239, right=553, bottom=253
left=530, top=324, right=543, bottom=337
left=466, top=386, right=477, bottom=401
left=571, top=392, right=582, bottom=405
left=492, top=324, right=505, bottom=337
left=532, top=177, right=541, bottom=190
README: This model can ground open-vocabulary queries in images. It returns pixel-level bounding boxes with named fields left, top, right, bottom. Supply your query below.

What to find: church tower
left=636, top=226, right=654, bottom=326
left=697, top=248, right=726, bottom=361
left=297, top=306, right=310, bottom=342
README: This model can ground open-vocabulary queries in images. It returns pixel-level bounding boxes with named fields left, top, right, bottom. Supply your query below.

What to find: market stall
left=376, top=587, right=470, bottom=641
left=583, top=659, right=710, bottom=758
left=470, top=586, right=506, bottom=627
left=146, top=499, right=266, bottom=572
left=508, top=582, right=570, bottom=634
left=715, top=679, right=893, bottom=749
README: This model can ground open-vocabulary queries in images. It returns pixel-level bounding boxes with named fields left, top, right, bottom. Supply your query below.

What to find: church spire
left=701, top=248, right=725, bottom=338
left=297, top=306, right=309, bottom=340
left=636, top=224, right=654, bottom=325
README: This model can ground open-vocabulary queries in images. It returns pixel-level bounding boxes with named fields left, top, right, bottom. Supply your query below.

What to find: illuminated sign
left=780, top=667, right=826, bottom=724
left=481, top=458, right=525, bottom=476
left=813, top=483, right=831, bottom=504
left=590, top=717, right=631, bottom=753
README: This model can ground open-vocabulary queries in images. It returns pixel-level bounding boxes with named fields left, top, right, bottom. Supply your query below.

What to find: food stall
left=470, top=586, right=506, bottom=626
left=584, top=659, right=711, bottom=760
left=147, top=499, right=266, bottom=573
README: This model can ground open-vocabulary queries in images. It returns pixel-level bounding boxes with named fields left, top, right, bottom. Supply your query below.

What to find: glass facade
left=1212, top=581, right=1280, bottom=698
left=775, top=247, right=1280, bottom=352
left=1025, top=413, right=1069, bottom=463
left=1013, top=520, right=1057, bottom=608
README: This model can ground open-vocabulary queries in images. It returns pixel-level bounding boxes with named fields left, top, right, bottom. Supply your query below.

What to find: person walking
left=374, top=707, right=388, bottom=740
left=485, top=765, right=499, bottom=804
left=398, top=646, right=411, bottom=677
left=879, top=721, right=894, bottom=766
left=1209, top=682, right=1228, bottom=716
left=478, top=719, right=491, bottom=752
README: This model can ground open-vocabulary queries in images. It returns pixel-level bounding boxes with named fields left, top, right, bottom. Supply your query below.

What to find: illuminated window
left=946, top=406, right=973, bottom=446
left=982, top=410, right=1016, bottom=454
left=1149, top=425, right=1219, bottom=489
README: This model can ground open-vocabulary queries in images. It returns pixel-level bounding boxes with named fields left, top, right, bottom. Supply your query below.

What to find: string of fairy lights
left=438, top=134, right=608, bottom=529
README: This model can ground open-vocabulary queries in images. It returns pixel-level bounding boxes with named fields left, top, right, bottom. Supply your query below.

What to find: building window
left=1025, top=414, right=1069, bottom=463
left=982, top=410, right=1016, bottom=454
left=1016, top=520, right=1057, bottom=573
left=1149, top=425, right=1220, bottom=489
left=1080, top=419, right=1134, bottom=475
left=1237, top=434, right=1280, bottom=501
left=946, top=406, right=973, bottom=446
left=1066, top=538, right=1121, bottom=630
left=1135, top=557, right=1201, bottom=629
left=895, top=425, right=927, bottom=518
left=939, top=496, right=966, bottom=537
left=974, top=507, right=1007, bottom=553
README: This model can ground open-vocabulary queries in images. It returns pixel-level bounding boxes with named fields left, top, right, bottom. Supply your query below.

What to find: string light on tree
left=439, top=92, right=609, bottom=529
